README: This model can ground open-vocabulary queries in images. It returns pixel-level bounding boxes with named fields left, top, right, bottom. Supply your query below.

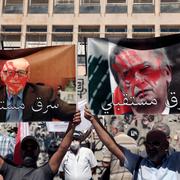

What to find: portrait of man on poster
left=109, top=46, right=175, bottom=115
left=0, top=58, right=76, bottom=122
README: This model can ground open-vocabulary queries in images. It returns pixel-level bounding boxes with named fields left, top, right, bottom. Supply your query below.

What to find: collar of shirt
left=146, top=153, right=169, bottom=168
left=162, top=100, right=170, bottom=115
left=6, top=89, right=24, bottom=101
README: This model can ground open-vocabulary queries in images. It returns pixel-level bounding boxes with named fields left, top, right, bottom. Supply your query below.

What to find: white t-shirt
left=59, top=147, right=97, bottom=180
left=124, top=148, right=180, bottom=180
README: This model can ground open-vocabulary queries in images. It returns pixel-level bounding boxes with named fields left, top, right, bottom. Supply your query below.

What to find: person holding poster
left=0, top=58, right=75, bottom=122
left=110, top=47, right=173, bottom=115
left=0, top=111, right=81, bottom=180
left=84, top=107, right=180, bottom=180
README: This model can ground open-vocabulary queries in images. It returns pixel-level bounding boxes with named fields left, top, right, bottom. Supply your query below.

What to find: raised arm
left=84, top=107, right=126, bottom=164
left=49, top=111, right=81, bottom=174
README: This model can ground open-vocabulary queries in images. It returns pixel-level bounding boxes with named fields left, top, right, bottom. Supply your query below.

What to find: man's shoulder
left=26, top=83, right=53, bottom=91
left=80, top=147, right=93, bottom=153
left=115, top=133, right=137, bottom=144
left=169, top=151, right=180, bottom=158
left=25, top=83, right=54, bottom=95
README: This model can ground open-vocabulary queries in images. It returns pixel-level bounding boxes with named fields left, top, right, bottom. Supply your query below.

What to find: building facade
left=0, top=0, right=180, bottom=71
left=0, top=0, right=180, bottom=49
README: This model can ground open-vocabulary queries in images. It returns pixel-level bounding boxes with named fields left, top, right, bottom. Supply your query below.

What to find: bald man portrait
left=0, top=58, right=76, bottom=122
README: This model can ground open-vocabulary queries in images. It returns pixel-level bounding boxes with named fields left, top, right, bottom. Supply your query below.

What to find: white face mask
left=70, top=140, right=80, bottom=151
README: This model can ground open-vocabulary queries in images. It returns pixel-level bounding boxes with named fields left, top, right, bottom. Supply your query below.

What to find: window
left=161, top=26, right=180, bottom=33
left=105, top=26, right=127, bottom=40
left=2, top=26, right=21, bottom=32
left=29, top=0, right=48, bottom=4
left=27, top=26, right=47, bottom=32
left=4, top=0, right=22, bottom=4
left=80, top=0, right=100, bottom=4
left=107, top=0, right=126, bottom=3
left=26, top=26, right=47, bottom=47
left=106, top=26, right=127, bottom=32
left=1, top=25, right=21, bottom=49
left=54, top=0, right=74, bottom=4
left=53, top=26, right=73, bottom=32
left=52, top=26, right=73, bottom=44
left=161, top=0, right=180, bottom=13
left=133, top=0, right=154, bottom=13
left=3, top=0, right=23, bottom=13
left=79, top=0, right=100, bottom=13
left=53, top=0, right=74, bottom=13
left=133, top=26, right=154, bottom=32
left=161, top=0, right=180, bottom=2
left=132, top=26, right=155, bottom=38
left=79, top=26, right=100, bottom=32
left=28, top=0, right=48, bottom=13
left=134, top=0, right=153, bottom=3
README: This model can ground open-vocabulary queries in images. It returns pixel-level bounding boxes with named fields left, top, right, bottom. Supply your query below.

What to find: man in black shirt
left=0, top=111, right=81, bottom=180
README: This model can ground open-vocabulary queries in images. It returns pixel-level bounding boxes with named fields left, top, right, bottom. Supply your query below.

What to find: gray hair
left=111, top=118, right=124, bottom=132
left=152, top=122, right=170, bottom=138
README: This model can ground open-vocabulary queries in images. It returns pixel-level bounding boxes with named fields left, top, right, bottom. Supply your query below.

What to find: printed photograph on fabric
left=0, top=46, right=76, bottom=122
left=87, top=34, right=180, bottom=115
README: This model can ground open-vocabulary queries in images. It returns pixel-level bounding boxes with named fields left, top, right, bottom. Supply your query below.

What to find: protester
left=0, top=111, right=81, bottom=180
left=84, top=106, right=180, bottom=180
left=152, top=122, right=176, bottom=154
left=110, top=47, right=172, bottom=114
left=59, top=131, right=97, bottom=180
left=0, top=58, right=75, bottom=122
left=102, top=117, right=138, bottom=180
left=0, top=133, right=15, bottom=161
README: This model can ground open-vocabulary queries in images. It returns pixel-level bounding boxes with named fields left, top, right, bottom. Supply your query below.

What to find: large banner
left=87, top=34, right=180, bottom=115
left=0, top=45, right=76, bottom=122
left=0, top=45, right=75, bottom=89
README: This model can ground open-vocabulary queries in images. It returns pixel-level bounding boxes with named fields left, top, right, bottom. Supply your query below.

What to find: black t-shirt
left=0, top=162, right=54, bottom=180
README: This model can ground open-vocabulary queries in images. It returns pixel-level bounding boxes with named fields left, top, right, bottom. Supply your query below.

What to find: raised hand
left=72, top=110, right=81, bottom=126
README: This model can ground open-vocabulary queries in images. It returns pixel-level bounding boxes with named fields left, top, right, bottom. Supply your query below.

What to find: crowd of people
left=0, top=112, right=179, bottom=180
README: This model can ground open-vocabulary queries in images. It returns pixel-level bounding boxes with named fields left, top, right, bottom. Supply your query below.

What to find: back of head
left=152, top=122, right=170, bottom=138
left=146, top=129, right=168, bottom=144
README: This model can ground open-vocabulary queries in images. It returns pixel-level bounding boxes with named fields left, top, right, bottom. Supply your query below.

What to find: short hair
left=21, top=135, right=40, bottom=153
left=109, top=46, right=171, bottom=85
left=111, top=118, right=124, bottom=132
left=146, top=129, right=168, bottom=142
left=152, top=122, right=170, bottom=138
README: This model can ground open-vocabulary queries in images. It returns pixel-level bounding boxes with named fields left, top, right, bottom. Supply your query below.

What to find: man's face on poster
left=112, top=49, right=172, bottom=114
left=1, top=59, right=29, bottom=95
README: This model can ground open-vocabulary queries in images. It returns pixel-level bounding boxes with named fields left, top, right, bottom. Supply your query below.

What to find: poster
left=0, top=45, right=76, bottom=122
left=87, top=34, right=180, bottom=115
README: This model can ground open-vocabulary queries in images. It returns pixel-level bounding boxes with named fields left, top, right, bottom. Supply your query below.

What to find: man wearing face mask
left=0, top=112, right=81, bottom=180
left=0, top=58, right=75, bottom=122
left=59, top=131, right=97, bottom=180
left=84, top=107, right=180, bottom=180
